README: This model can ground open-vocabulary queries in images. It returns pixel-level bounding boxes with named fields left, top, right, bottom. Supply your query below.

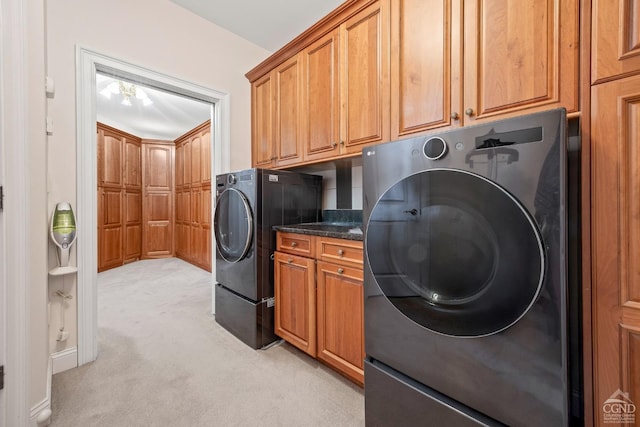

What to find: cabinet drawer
left=317, top=237, right=363, bottom=267
left=277, top=232, right=316, bottom=257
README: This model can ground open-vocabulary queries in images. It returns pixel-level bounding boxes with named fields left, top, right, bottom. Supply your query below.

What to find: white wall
left=45, top=0, right=269, bottom=364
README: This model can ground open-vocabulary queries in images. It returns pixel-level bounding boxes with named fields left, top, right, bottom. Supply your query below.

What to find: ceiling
left=169, top=0, right=345, bottom=52
left=97, top=0, right=344, bottom=141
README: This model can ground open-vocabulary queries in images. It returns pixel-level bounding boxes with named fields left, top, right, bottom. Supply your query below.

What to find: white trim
left=29, top=357, right=52, bottom=426
left=51, top=347, right=78, bottom=374
left=76, top=46, right=231, bottom=365
left=1, top=0, right=30, bottom=424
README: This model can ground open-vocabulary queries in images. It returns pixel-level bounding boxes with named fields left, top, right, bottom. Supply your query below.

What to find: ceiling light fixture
left=99, top=80, right=153, bottom=107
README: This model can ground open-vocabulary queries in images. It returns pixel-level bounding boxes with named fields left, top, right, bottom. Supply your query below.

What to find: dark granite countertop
left=274, top=222, right=364, bottom=241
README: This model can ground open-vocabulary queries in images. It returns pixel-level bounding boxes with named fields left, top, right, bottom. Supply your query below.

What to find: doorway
left=76, top=47, right=231, bottom=366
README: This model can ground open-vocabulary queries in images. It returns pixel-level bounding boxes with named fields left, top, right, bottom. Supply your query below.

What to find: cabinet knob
left=465, top=108, right=474, bottom=117
left=339, top=140, right=345, bottom=145
left=451, top=112, right=459, bottom=120
left=337, top=249, right=344, bottom=256
left=287, top=258, right=293, bottom=264
left=291, top=241, right=298, bottom=248
left=332, top=142, right=337, bottom=148
left=337, top=268, right=344, bottom=274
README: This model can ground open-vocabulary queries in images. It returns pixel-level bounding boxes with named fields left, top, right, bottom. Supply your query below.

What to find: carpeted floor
left=50, top=258, right=365, bottom=426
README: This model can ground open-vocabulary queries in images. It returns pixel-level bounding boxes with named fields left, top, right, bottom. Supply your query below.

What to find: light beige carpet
left=50, top=258, right=364, bottom=426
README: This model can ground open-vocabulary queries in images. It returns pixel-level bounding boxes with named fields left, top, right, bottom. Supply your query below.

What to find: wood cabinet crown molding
left=245, top=0, right=377, bottom=82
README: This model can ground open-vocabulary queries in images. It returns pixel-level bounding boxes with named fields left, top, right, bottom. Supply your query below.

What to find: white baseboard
left=52, top=346, right=78, bottom=374
left=30, top=357, right=52, bottom=426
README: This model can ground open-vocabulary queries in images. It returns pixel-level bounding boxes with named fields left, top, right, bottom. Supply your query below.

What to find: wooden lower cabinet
left=275, top=232, right=364, bottom=385
left=274, top=251, right=316, bottom=356
left=316, top=260, right=364, bottom=384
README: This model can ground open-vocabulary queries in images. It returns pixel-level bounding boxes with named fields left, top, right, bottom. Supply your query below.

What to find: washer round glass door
left=214, top=188, right=253, bottom=263
left=365, top=169, right=545, bottom=337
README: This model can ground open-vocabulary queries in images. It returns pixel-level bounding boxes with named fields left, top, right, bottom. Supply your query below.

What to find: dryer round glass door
left=214, top=188, right=253, bottom=263
left=365, top=169, right=545, bottom=337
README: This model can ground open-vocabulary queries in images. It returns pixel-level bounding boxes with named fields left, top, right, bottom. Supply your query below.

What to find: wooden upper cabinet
left=592, top=0, right=640, bottom=83
left=251, top=73, right=275, bottom=167
left=391, top=0, right=461, bottom=138
left=462, top=0, right=578, bottom=124
left=341, top=0, right=390, bottom=153
left=274, top=54, right=304, bottom=167
left=302, top=29, right=341, bottom=163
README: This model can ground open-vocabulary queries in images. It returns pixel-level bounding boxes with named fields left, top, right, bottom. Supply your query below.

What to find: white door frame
left=1, top=0, right=30, bottom=423
left=76, top=46, right=230, bottom=365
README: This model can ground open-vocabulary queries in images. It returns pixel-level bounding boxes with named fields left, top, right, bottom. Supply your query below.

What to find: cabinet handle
left=465, top=108, right=474, bottom=117
left=287, top=258, right=293, bottom=264
left=291, top=241, right=298, bottom=248
left=337, top=268, right=344, bottom=274
left=451, top=112, right=459, bottom=120
left=337, top=249, right=344, bottom=256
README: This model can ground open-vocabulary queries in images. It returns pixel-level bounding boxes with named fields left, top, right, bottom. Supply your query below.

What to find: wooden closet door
left=99, top=129, right=124, bottom=187
left=98, top=187, right=124, bottom=271
left=142, top=143, right=174, bottom=258
left=592, top=74, right=640, bottom=426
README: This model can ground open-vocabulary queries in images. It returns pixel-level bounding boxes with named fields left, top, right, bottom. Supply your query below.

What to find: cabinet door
left=341, top=0, right=390, bottom=153
left=592, top=0, right=640, bottom=83
left=316, top=260, right=364, bottom=385
left=274, top=251, right=316, bottom=356
left=391, top=0, right=462, bottom=138
left=201, top=127, right=211, bottom=184
left=463, top=0, right=578, bottom=124
left=143, top=192, right=173, bottom=257
left=124, top=190, right=142, bottom=263
left=142, top=143, right=174, bottom=258
left=302, top=29, right=341, bottom=163
left=99, top=129, right=124, bottom=187
left=252, top=73, right=275, bottom=167
left=274, top=54, right=304, bottom=167
left=191, top=133, right=202, bottom=186
left=124, top=139, right=141, bottom=189
left=175, top=143, right=184, bottom=189
left=591, top=75, right=640, bottom=426
left=98, top=187, right=124, bottom=271
left=183, top=139, right=191, bottom=187
left=144, top=144, right=173, bottom=192
left=201, top=186, right=212, bottom=271
left=175, top=190, right=191, bottom=260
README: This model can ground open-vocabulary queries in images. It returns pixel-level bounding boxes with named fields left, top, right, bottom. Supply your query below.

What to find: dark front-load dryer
left=363, top=109, right=577, bottom=426
left=214, top=168, right=321, bottom=349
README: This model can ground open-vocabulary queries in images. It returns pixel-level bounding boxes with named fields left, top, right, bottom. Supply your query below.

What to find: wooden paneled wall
left=97, top=120, right=210, bottom=273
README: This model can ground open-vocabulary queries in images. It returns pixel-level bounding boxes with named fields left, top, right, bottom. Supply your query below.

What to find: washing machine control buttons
left=227, top=174, right=237, bottom=185
left=423, top=137, right=448, bottom=160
